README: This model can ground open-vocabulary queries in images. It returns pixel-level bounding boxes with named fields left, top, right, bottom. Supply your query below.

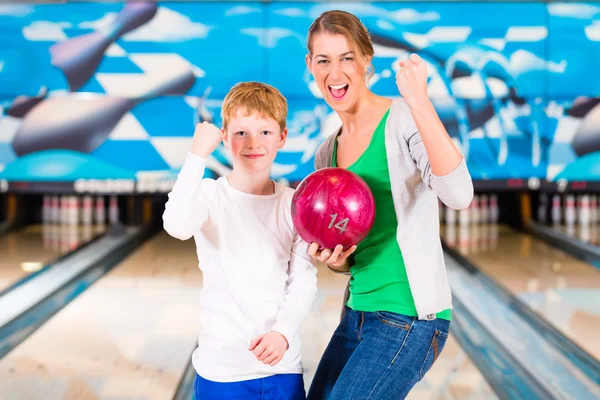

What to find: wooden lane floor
left=0, top=232, right=200, bottom=399
left=0, top=231, right=497, bottom=399
left=441, top=223, right=600, bottom=362
left=0, top=223, right=105, bottom=293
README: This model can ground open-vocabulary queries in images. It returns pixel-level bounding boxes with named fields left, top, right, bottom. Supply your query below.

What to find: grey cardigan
left=314, top=99, right=474, bottom=320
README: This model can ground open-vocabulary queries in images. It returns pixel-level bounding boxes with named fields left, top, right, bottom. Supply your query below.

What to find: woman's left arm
left=408, top=99, right=463, bottom=176
left=397, top=53, right=474, bottom=209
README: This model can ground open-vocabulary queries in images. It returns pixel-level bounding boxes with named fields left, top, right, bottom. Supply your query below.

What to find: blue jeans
left=194, top=373, right=306, bottom=400
left=307, top=306, right=450, bottom=400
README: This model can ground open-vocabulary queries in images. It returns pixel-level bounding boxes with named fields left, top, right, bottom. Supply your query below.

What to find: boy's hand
left=249, top=331, right=288, bottom=366
left=191, top=121, right=223, bottom=158
left=308, top=243, right=356, bottom=272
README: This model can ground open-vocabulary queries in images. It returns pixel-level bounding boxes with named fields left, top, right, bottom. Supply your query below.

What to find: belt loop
left=357, top=312, right=365, bottom=340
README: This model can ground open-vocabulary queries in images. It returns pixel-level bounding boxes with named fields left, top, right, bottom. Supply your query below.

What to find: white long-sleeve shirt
left=162, top=153, right=318, bottom=383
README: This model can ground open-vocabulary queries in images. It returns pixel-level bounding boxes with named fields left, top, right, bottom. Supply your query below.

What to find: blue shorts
left=194, top=373, right=306, bottom=400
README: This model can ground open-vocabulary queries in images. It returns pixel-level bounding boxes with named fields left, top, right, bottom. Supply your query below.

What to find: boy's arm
left=270, top=232, right=318, bottom=348
left=163, top=122, right=223, bottom=240
left=162, top=153, right=210, bottom=240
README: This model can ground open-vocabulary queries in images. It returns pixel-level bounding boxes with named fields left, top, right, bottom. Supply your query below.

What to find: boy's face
left=223, top=111, right=287, bottom=174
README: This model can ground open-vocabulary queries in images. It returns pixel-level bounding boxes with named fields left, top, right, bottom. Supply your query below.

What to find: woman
left=304, top=10, right=474, bottom=400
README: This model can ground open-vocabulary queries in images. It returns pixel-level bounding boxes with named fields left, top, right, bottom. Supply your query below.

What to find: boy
left=163, top=82, right=317, bottom=400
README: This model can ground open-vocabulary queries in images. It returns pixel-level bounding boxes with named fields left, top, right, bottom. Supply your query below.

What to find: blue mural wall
left=0, top=1, right=599, bottom=189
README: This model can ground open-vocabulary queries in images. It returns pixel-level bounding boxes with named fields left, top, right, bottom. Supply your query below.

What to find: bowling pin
left=42, top=194, right=51, bottom=223
left=597, top=195, right=600, bottom=225
left=489, top=222, right=498, bottom=250
left=571, top=101, right=600, bottom=157
left=95, top=196, right=105, bottom=225
left=58, top=196, right=64, bottom=223
left=445, top=206, right=457, bottom=226
left=565, top=195, right=576, bottom=226
left=6, top=87, right=47, bottom=118
left=49, top=2, right=158, bottom=91
left=480, top=223, right=489, bottom=252
left=459, top=207, right=470, bottom=227
left=459, top=224, right=470, bottom=254
left=578, top=195, right=590, bottom=226
left=68, top=196, right=79, bottom=225
left=42, top=221, right=52, bottom=249
left=82, top=195, right=93, bottom=225
left=60, top=195, right=69, bottom=224
left=568, top=97, right=600, bottom=118
left=590, top=194, right=598, bottom=224
left=579, top=224, right=591, bottom=243
left=51, top=195, right=60, bottom=223
left=551, top=194, right=561, bottom=225
left=109, top=195, right=119, bottom=225
left=537, top=193, right=548, bottom=224
left=489, top=194, right=499, bottom=223
left=471, top=224, right=480, bottom=254
left=82, top=223, right=93, bottom=242
left=60, top=224, right=70, bottom=252
left=479, top=194, right=489, bottom=224
left=445, top=224, right=456, bottom=247
left=12, top=58, right=195, bottom=156
left=470, top=195, right=480, bottom=224
left=50, top=223, right=60, bottom=251
left=67, top=223, right=79, bottom=250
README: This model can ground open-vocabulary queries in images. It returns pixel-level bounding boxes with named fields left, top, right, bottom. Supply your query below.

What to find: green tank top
left=332, top=109, right=451, bottom=321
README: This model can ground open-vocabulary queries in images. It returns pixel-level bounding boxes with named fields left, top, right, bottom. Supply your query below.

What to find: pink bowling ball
left=291, top=168, right=376, bottom=250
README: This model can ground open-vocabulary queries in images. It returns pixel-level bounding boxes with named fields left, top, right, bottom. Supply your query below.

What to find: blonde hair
left=307, top=10, right=375, bottom=78
left=221, top=81, right=288, bottom=131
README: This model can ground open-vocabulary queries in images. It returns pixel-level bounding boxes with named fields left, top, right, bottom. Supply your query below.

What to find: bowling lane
left=407, top=335, right=498, bottom=399
left=0, top=229, right=499, bottom=399
left=0, top=232, right=201, bottom=399
left=442, top=223, right=600, bottom=361
left=0, top=223, right=105, bottom=293
left=301, top=263, right=498, bottom=398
